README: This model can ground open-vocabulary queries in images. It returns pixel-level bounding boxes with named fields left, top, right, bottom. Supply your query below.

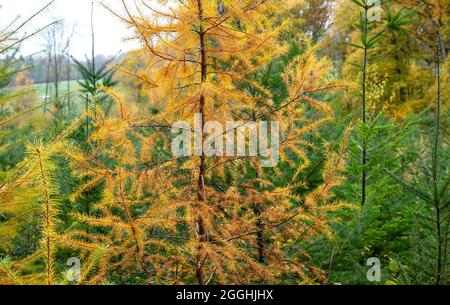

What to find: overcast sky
left=0, top=0, right=138, bottom=58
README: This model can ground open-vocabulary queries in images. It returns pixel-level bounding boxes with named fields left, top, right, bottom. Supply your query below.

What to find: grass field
left=11, top=80, right=84, bottom=114
left=33, top=80, right=81, bottom=100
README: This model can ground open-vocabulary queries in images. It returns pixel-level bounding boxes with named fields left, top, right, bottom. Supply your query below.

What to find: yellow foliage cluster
left=334, top=0, right=449, bottom=118
left=1, top=0, right=352, bottom=285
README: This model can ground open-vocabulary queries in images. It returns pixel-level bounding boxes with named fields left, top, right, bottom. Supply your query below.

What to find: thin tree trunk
left=53, top=29, right=59, bottom=103
left=66, top=53, right=71, bottom=117
left=44, top=49, right=52, bottom=113
left=195, top=0, right=208, bottom=285
left=361, top=5, right=368, bottom=207
left=253, top=204, right=265, bottom=264
left=433, top=44, right=442, bottom=285
left=36, top=149, right=54, bottom=286
left=91, top=0, right=96, bottom=90
left=251, top=111, right=265, bottom=264
left=85, top=94, right=90, bottom=145
left=82, top=1, right=97, bottom=236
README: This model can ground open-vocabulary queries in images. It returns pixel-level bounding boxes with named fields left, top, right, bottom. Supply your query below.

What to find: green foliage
left=72, top=56, right=118, bottom=103
left=306, top=111, right=421, bottom=284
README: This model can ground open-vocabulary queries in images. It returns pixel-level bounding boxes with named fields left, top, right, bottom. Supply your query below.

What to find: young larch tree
left=60, top=0, right=349, bottom=284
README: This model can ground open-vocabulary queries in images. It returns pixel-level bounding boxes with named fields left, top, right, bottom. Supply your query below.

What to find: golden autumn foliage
left=1, top=0, right=354, bottom=285
left=0, top=0, right=448, bottom=287
left=332, top=0, right=449, bottom=118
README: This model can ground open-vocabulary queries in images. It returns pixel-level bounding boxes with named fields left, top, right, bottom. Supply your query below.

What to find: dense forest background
left=0, top=0, right=448, bottom=285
